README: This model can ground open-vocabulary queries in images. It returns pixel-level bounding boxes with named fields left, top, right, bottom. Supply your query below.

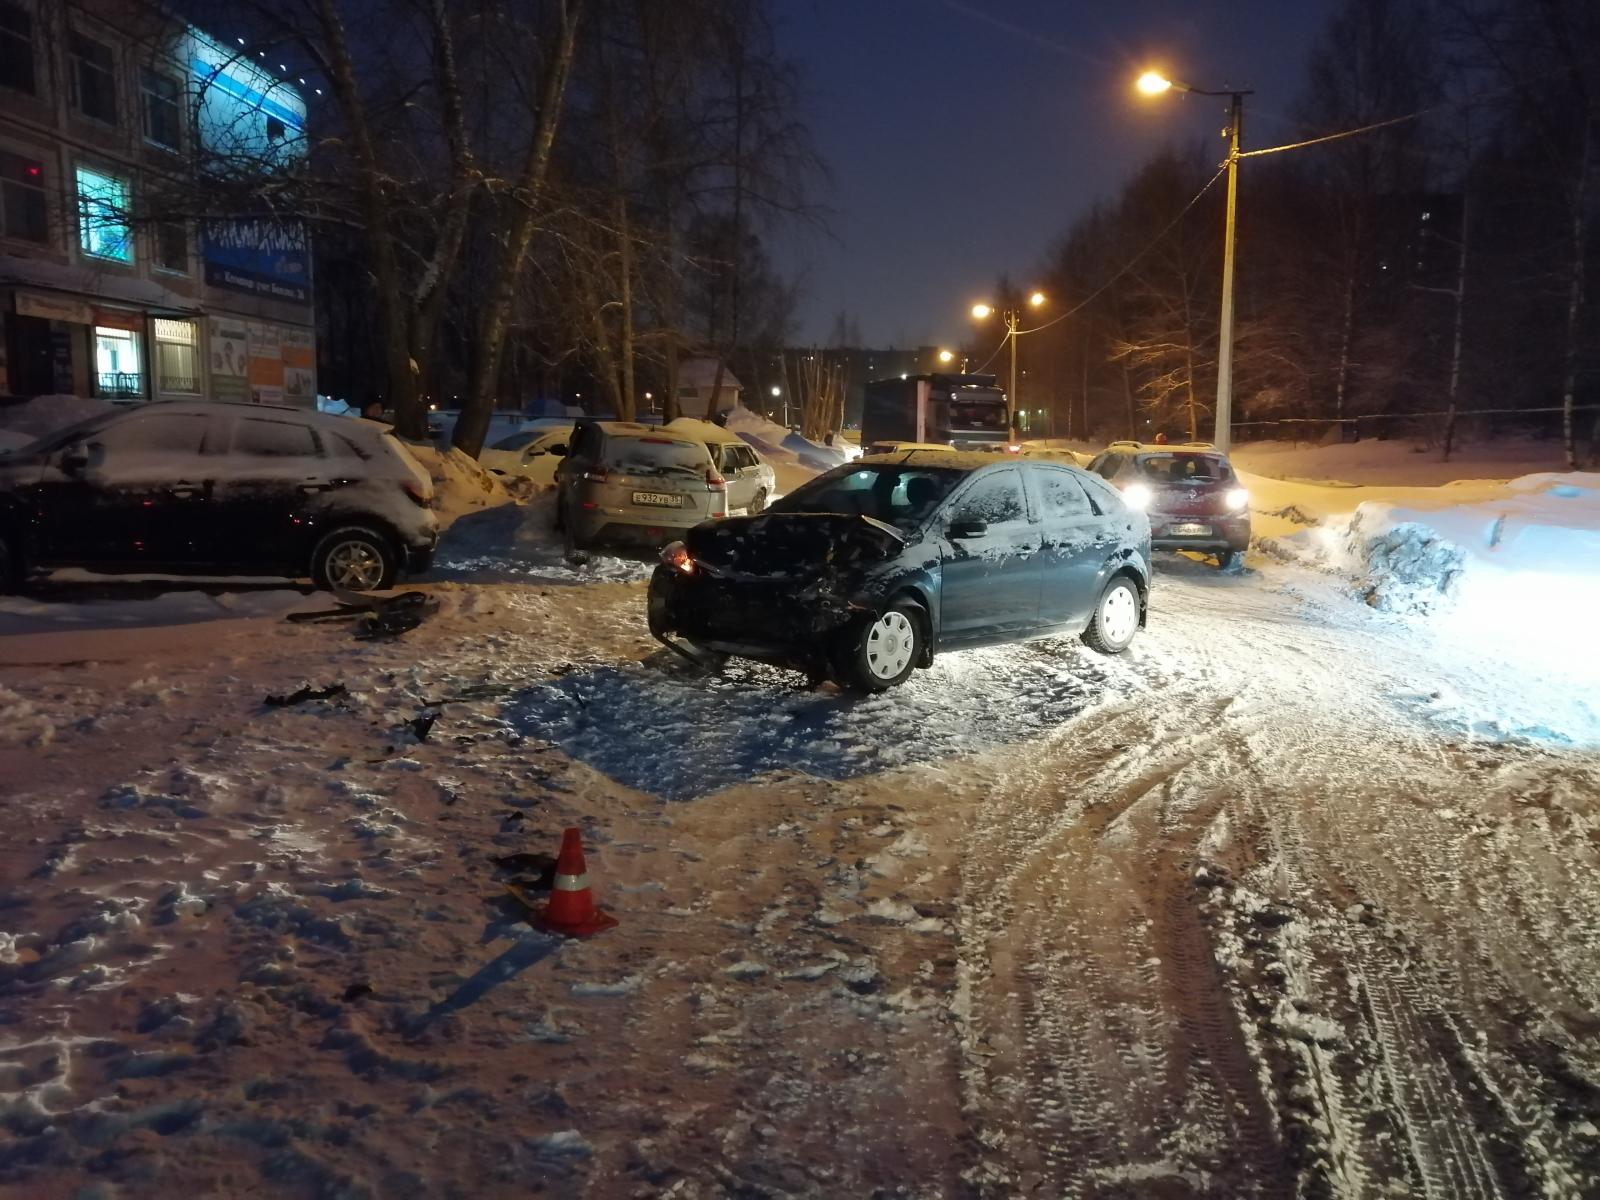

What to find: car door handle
left=298, top=480, right=332, bottom=494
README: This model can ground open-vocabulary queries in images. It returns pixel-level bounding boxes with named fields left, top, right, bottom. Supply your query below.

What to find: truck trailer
left=860, top=373, right=1011, bottom=451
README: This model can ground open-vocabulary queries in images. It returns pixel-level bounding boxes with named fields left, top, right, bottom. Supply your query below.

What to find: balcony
left=97, top=372, right=145, bottom=399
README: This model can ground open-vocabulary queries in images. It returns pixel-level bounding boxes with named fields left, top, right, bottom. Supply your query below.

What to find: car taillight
left=401, top=479, right=431, bottom=506
left=706, top=470, right=726, bottom=492
left=1122, top=482, right=1153, bottom=510
left=660, top=541, right=694, bottom=574
left=583, top=467, right=609, bottom=483
left=1007, top=443, right=1022, bottom=454
left=1226, top=487, right=1250, bottom=510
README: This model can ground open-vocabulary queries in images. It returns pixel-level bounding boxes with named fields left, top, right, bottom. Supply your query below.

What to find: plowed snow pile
left=1261, top=472, right=1600, bottom=629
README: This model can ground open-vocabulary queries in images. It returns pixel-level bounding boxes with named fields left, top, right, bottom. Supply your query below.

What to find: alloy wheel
left=325, top=540, right=385, bottom=590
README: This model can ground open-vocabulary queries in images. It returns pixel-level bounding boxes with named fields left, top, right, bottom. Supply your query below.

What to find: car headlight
left=660, top=541, right=694, bottom=574
left=1122, top=482, right=1153, bottom=510
left=1225, top=487, right=1249, bottom=511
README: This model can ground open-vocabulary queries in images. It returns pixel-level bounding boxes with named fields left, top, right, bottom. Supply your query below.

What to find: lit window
left=0, top=2, right=35, bottom=95
left=69, top=31, right=117, bottom=124
left=77, top=166, right=133, bottom=262
left=0, top=149, right=47, bottom=243
left=95, top=326, right=143, bottom=398
left=153, top=318, right=199, bottom=394
left=142, top=68, right=182, bottom=149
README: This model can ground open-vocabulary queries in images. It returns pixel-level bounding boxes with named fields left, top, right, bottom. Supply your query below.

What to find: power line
left=1238, top=110, right=1424, bottom=158
left=1013, top=164, right=1227, bottom=340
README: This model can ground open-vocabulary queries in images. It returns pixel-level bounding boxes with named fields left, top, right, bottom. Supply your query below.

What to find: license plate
left=632, top=491, right=683, bottom=508
left=1169, top=522, right=1213, bottom=536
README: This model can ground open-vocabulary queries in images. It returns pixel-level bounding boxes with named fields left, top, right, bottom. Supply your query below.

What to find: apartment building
left=0, top=0, right=314, bottom=408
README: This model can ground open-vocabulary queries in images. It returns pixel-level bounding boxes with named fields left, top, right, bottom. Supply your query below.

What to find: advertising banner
left=209, top=317, right=249, bottom=402
left=246, top=321, right=284, bottom=404
left=280, top=327, right=315, bottom=406
left=16, top=291, right=92, bottom=325
left=203, top=219, right=311, bottom=306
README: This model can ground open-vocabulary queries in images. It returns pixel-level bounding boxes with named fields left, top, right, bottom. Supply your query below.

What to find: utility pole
left=1008, top=310, right=1020, bottom=433
left=1214, top=91, right=1243, bottom=453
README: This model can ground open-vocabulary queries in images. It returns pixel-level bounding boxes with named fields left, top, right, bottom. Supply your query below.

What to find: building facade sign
left=246, top=320, right=283, bottom=404
left=16, top=291, right=93, bottom=325
left=92, top=306, right=144, bottom=331
left=281, top=327, right=315, bottom=405
left=202, top=220, right=311, bottom=305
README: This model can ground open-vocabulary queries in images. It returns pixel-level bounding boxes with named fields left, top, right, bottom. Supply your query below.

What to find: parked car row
left=0, top=402, right=438, bottom=593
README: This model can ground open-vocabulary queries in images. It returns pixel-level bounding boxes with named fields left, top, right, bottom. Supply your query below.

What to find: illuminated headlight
left=1122, top=482, right=1153, bottom=510
left=1225, top=487, right=1250, bottom=511
left=660, top=541, right=694, bottom=574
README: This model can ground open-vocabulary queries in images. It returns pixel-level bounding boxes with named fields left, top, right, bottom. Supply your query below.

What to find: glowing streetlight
left=969, top=291, right=1047, bottom=431
left=937, top=349, right=955, bottom=364
left=1137, top=67, right=1251, bottom=450
left=770, top=385, right=780, bottom=396
left=1136, top=70, right=1173, bottom=96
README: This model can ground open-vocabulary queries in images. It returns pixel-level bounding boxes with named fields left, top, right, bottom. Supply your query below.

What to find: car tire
left=311, top=527, right=397, bottom=593
left=1081, top=576, right=1141, bottom=655
left=840, top=600, right=925, bottom=691
left=748, top=489, right=768, bottom=515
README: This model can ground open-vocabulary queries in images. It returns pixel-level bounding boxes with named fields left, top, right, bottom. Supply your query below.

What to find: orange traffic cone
left=537, top=827, right=618, bottom=937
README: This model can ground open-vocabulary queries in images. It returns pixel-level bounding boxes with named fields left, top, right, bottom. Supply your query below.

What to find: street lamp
left=1138, top=68, right=1251, bottom=452
left=937, top=349, right=955, bottom=365
left=970, top=291, right=1046, bottom=432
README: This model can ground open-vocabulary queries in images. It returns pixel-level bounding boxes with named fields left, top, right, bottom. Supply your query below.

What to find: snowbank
left=401, top=441, right=511, bottom=527
left=1260, top=471, right=1600, bottom=666
left=1232, top=436, right=1578, bottom=488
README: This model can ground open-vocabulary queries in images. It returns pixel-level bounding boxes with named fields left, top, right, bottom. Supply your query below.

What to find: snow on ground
left=1231, top=433, right=1579, bottom=487
left=401, top=441, right=512, bottom=527
left=1, top=445, right=1597, bottom=1197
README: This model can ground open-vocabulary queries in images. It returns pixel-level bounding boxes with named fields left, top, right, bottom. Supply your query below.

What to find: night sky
left=777, top=0, right=1337, bottom=349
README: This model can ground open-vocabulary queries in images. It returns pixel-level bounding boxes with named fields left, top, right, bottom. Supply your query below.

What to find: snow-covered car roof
left=855, top=449, right=1068, bottom=472
left=1105, top=440, right=1224, bottom=455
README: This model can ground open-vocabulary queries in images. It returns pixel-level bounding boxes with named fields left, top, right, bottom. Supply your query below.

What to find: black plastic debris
left=286, top=590, right=440, bottom=640
left=265, top=683, right=348, bottom=707
left=492, top=851, right=558, bottom=891
left=342, top=982, right=373, bottom=1003
left=407, top=713, right=438, bottom=743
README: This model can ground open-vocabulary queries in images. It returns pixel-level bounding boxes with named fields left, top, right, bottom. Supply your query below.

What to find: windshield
left=772, top=463, right=964, bottom=531
left=1137, top=453, right=1234, bottom=484
left=604, top=435, right=710, bottom=475
left=947, top=399, right=1009, bottom=430
left=491, top=431, right=540, bottom=451
left=4, top=414, right=108, bottom=456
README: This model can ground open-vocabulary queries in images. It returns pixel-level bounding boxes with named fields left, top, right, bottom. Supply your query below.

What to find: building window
left=153, top=318, right=199, bottom=394
left=141, top=68, right=181, bottom=150
left=0, top=149, right=47, bottom=243
left=155, top=219, right=187, bottom=273
left=77, top=166, right=133, bottom=262
left=69, top=31, right=116, bottom=124
left=0, top=2, right=34, bottom=95
left=95, top=326, right=143, bottom=398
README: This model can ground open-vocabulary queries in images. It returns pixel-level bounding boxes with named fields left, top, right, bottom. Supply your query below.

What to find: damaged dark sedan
left=647, top=452, right=1153, bottom=690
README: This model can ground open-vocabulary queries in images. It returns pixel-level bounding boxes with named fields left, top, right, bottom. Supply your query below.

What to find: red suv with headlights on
left=1085, top=441, right=1249, bottom=569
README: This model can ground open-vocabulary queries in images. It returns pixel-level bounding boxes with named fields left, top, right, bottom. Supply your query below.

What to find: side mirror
left=948, top=519, right=988, bottom=540
left=549, top=444, right=568, bottom=457
left=60, top=444, right=90, bottom=472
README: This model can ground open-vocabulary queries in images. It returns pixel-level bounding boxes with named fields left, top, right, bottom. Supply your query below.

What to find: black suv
left=0, top=402, right=439, bottom=591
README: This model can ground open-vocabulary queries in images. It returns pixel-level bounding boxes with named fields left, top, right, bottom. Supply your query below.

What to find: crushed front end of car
left=647, top=512, right=908, bottom=676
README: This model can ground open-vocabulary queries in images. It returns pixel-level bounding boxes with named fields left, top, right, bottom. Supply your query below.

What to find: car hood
left=685, top=512, right=905, bottom=579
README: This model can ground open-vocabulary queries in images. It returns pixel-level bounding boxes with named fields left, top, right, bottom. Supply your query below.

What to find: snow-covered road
left=2, top=544, right=1597, bottom=1197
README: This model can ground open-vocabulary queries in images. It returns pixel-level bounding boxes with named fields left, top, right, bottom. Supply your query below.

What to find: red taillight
left=706, top=470, right=726, bottom=492
left=401, top=479, right=430, bottom=506
left=661, top=541, right=694, bottom=574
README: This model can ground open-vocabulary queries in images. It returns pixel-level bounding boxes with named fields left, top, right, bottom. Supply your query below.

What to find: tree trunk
left=1334, top=270, right=1355, bottom=426
left=456, top=0, right=583, bottom=457
left=408, top=0, right=476, bottom=430
left=615, top=193, right=637, bottom=422
left=314, top=0, right=420, bottom=437
left=1440, top=191, right=1470, bottom=463
left=1557, top=113, right=1591, bottom=471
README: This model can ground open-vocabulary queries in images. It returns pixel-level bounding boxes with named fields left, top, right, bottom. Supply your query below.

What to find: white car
left=664, top=419, right=778, bottom=514
left=478, top=426, right=573, bottom=485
